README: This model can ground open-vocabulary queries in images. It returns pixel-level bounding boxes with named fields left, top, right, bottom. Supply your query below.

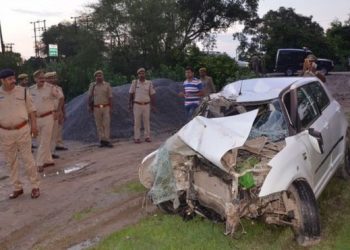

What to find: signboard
left=48, top=44, right=58, bottom=57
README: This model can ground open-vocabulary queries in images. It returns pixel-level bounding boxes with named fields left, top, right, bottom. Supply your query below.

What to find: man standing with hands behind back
left=88, top=70, right=113, bottom=148
left=30, top=70, right=62, bottom=172
left=0, top=69, right=40, bottom=199
left=129, top=68, right=156, bottom=143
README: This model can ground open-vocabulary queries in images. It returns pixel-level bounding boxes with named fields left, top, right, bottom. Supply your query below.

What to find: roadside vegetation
left=92, top=178, right=350, bottom=250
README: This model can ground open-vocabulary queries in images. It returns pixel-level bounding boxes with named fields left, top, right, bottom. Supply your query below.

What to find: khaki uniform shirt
left=30, top=82, right=62, bottom=115
left=88, top=81, right=112, bottom=105
left=0, top=86, right=36, bottom=127
left=129, top=80, right=156, bottom=103
left=200, top=76, right=216, bottom=95
left=53, top=85, right=64, bottom=110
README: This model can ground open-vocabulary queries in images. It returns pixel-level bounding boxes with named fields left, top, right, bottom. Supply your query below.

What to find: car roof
left=221, top=77, right=317, bottom=102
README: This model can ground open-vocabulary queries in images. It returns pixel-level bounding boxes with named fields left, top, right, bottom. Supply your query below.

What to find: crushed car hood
left=178, top=109, right=259, bottom=172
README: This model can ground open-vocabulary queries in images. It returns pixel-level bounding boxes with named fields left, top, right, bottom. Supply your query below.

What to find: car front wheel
left=340, top=135, right=350, bottom=179
left=286, top=180, right=321, bottom=246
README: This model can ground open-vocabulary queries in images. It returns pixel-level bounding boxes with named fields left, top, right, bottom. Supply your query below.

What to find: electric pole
left=5, top=43, right=14, bottom=52
left=0, top=21, right=5, bottom=54
left=30, top=20, right=46, bottom=57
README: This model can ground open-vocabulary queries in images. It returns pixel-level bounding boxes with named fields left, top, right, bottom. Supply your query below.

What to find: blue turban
left=0, top=68, right=15, bottom=79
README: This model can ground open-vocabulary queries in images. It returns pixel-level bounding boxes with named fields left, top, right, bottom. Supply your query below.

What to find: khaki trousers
left=56, top=124, right=64, bottom=147
left=51, top=119, right=59, bottom=153
left=133, top=104, right=151, bottom=140
left=37, top=115, right=54, bottom=167
left=0, top=125, right=40, bottom=190
left=93, top=107, right=110, bottom=141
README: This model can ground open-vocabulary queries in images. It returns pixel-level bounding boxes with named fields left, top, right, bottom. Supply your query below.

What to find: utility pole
left=0, top=21, right=5, bottom=54
left=71, top=16, right=80, bottom=33
left=5, top=43, right=14, bottom=52
left=30, top=20, right=46, bottom=57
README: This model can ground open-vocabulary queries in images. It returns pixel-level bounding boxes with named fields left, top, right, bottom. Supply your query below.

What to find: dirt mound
left=63, top=78, right=186, bottom=142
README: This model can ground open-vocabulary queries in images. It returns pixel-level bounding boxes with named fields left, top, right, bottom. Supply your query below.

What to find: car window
left=305, top=81, right=330, bottom=111
left=297, top=86, right=320, bottom=130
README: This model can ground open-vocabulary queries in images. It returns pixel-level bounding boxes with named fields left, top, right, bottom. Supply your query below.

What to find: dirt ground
left=0, top=74, right=350, bottom=250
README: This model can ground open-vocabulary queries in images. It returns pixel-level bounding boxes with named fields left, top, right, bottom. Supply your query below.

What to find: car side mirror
left=308, top=128, right=324, bottom=154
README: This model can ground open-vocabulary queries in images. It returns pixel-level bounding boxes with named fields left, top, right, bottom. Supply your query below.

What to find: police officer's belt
left=37, top=111, right=54, bottom=118
left=94, top=104, right=110, bottom=108
left=0, top=120, right=28, bottom=130
left=133, top=101, right=150, bottom=105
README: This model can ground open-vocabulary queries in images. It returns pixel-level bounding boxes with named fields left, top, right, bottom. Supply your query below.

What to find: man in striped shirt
left=179, top=66, right=204, bottom=121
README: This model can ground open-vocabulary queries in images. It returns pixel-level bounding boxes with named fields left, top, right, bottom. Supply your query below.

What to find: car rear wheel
left=287, top=180, right=321, bottom=246
left=340, top=135, right=350, bottom=180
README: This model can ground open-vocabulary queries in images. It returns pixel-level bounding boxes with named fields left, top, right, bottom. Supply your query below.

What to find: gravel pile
left=63, top=78, right=186, bottom=142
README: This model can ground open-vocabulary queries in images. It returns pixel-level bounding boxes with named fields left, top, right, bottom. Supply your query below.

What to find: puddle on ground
left=67, top=236, right=100, bottom=250
left=43, top=161, right=95, bottom=178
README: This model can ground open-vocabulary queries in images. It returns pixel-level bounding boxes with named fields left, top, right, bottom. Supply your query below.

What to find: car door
left=306, top=81, right=346, bottom=164
left=294, top=84, right=332, bottom=191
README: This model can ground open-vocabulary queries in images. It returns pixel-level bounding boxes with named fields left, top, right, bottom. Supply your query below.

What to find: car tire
left=157, top=193, right=187, bottom=214
left=285, top=68, right=294, bottom=76
left=157, top=200, right=179, bottom=214
left=340, top=135, right=350, bottom=180
left=287, top=180, right=321, bottom=246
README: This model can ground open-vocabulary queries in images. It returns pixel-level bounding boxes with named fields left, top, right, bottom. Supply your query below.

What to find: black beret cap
left=0, top=68, right=15, bottom=79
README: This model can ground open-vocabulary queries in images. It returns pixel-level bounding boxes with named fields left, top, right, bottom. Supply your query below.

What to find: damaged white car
left=139, top=77, right=349, bottom=246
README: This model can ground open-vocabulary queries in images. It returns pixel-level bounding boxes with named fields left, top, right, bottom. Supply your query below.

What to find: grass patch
left=111, top=180, right=147, bottom=194
left=73, top=207, right=96, bottom=221
left=93, top=178, right=350, bottom=250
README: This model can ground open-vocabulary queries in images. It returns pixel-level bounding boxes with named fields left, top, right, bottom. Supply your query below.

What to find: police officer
left=0, top=68, right=40, bottom=199
left=30, top=70, right=62, bottom=172
left=51, top=72, right=67, bottom=151
left=45, top=72, right=64, bottom=159
left=199, top=67, right=216, bottom=96
left=88, top=70, right=113, bottom=148
left=17, top=73, right=29, bottom=88
left=301, top=54, right=326, bottom=83
left=129, top=68, right=156, bottom=143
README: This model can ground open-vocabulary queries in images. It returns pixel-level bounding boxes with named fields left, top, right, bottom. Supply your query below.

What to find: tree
left=89, top=0, right=259, bottom=72
left=234, top=7, right=334, bottom=71
left=326, top=18, right=350, bottom=69
left=0, top=52, right=22, bottom=72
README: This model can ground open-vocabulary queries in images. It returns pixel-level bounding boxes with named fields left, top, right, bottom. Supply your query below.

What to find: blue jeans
left=185, top=104, right=198, bottom=122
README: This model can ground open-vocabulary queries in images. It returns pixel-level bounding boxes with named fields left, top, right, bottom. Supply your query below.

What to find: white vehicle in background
left=139, top=77, right=349, bottom=246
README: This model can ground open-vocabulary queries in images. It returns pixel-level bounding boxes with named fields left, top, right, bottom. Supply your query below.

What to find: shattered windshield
left=200, top=97, right=289, bottom=142
left=248, top=99, right=289, bottom=142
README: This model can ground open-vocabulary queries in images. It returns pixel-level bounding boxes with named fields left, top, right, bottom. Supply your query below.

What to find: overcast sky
left=0, top=0, right=349, bottom=59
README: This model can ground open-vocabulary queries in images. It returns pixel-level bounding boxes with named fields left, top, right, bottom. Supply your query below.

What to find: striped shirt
left=183, top=78, right=203, bottom=106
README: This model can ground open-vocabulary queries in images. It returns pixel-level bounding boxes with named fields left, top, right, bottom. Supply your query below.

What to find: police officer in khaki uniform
left=45, top=72, right=65, bottom=159
left=17, top=73, right=29, bottom=88
left=199, top=67, right=216, bottom=95
left=30, top=70, right=62, bottom=172
left=129, top=68, right=156, bottom=143
left=0, top=69, right=40, bottom=199
left=88, top=70, right=113, bottom=148
left=51, top=72, right=67, bottom=151
left=301, top=54, right=326, bottom=83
